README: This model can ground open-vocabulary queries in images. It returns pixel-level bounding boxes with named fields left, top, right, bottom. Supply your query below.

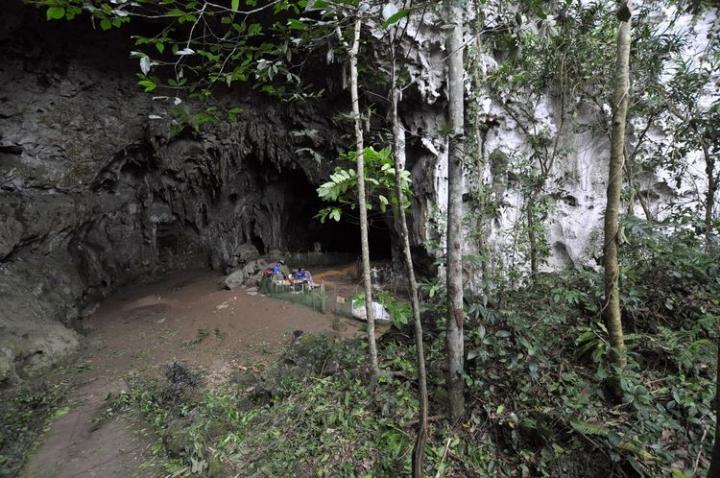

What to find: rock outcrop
left=224, top=258, right=270, bottom=290
left=0, top=3, right=340, bottom=382
left=387, top=5, right=717, bottom=283
left=1, top=1, right=715, bottom=383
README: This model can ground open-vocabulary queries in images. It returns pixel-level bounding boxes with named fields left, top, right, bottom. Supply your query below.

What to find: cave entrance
left=283, top=170, right=393, bottom=262
left=304, top=212, right=394, bottom=260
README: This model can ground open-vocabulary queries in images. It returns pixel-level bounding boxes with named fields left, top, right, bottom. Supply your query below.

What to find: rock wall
left=391, top=4, right=718, bottom=285
left=0, top=3, right=340, bottom=383
left=1, top=0, right=716, bottom=382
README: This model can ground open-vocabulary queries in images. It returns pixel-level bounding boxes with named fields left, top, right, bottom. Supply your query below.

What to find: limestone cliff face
left=392, top=4, right=717, bottom=285
left=0, top=3, right=339, bottom=382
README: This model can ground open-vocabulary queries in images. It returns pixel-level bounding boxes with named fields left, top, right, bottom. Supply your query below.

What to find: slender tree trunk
left=603, top=1, right=632, bottom=380
left=390, top=43, right=428, bottom=478
left=349, top=15, right=379, bottom=379
left=705, top=152, right=719, bottom=478
left=527, top=193, right=539, bottom=281
left=638, top=192, right=653, bottom=222
left=702, top=141, right=717, bottom=247
left=445, top=0, right=465, bottom=422
left=627, top=170, right=654, bottom=221
left=472, top=13, right=489, bottom=289
left=709, top=338, right=720, bottom=477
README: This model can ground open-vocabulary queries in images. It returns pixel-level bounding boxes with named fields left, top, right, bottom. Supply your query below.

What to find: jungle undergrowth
left=108, top=224, right=719, bottom=477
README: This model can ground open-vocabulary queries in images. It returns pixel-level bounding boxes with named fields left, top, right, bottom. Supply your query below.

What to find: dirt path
left=22, top=269, right=360, bottom=478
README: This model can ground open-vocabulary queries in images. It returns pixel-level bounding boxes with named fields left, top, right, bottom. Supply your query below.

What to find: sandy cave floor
left=21, top=268, right=363, bottom=478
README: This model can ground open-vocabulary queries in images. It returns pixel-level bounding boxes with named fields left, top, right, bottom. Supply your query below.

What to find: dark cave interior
left=282, top=169, right=394, bottom=261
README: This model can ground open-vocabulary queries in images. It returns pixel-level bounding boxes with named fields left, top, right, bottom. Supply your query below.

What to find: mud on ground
left=17, top=269, right=360, bottom=478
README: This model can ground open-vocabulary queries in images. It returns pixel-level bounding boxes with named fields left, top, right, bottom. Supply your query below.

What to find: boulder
left=244, top=271, right=264, bottom=287
left=351, top=301, right=392, bottom=322
left=0, top=324, right=79, bottom=384
left=266, top=249, right=284, bottom=261
left=236, top=243, right=260, bottom=262
left=224, top=258, right=269, bottom=289
left=224, top=269, right=247, bottom=290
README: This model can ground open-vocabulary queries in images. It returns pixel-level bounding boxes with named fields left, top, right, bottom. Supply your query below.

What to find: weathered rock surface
left=0, top=3, right=340, bottom=382
left=351, top=301, right=392, bottom=323
left=3, top=1, right=713, bottom=384
left=224, top=258, right=269, bottom=289
left=389, top=5, right=716, bottom=283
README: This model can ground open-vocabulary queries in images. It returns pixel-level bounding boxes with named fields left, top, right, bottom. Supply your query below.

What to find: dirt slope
left=22, top=269, right=359, bottom=478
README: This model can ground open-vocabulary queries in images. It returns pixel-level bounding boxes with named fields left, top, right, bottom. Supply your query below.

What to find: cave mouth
left=302, top=211, right=394, bottom=261
left=283, top=169, right=393, bottom=262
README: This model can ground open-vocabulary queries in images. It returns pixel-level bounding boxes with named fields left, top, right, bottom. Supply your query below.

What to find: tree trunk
left=390, top=42, right=428, bottom=478
left=349, top=15, right=379, bottom=379
left=602, top=1, right=632, bottom=381
left=708, top=338, right=720, bottom=477
left=638, top=192, right=653, bottom=222
left=706, top=147, right=719, bottom=478
left=702, top=140, right=717, bottom=247
left=445, top=0, right=465, bottom=422
left=527, top=193, right=539, bottom=282
left=472, top=13, right=490, bottom=290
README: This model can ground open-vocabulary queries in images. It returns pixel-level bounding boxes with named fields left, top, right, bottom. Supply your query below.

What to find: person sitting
left=271, top=260, right=285, bottom=277
left=263, top=260, right=287, bottom=282
left=295, top=267, right=314, bottom=287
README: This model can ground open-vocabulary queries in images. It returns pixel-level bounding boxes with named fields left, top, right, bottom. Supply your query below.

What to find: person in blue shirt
left=271, top=260, right=285, bottom=276
left=295, top=267, right=313, bottom=286
left=263, top=260, right=286, bottom=280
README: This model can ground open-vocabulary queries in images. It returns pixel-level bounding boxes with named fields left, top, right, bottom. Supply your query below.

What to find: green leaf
left=100, top=18, right=112, bottom=31
left=248, top=23, right=263, bottom=36
left=155, top=42, right=165, bottom=54
left=381, top=9, right=409, bottom=29
left=227, top=106, right=242, bottom=122
left=306, top=0, right=328, bottom=9
left=287, top=19, right=306, bottom=30
left=46, top=7, right=65, bottom=20
left=65, top=6, right=79, bottom=20
left=138, top=79, right=157, bottom=92
left=378, top=194, right=389, bottom=212
left=231, top=0, right=240, bottom=11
